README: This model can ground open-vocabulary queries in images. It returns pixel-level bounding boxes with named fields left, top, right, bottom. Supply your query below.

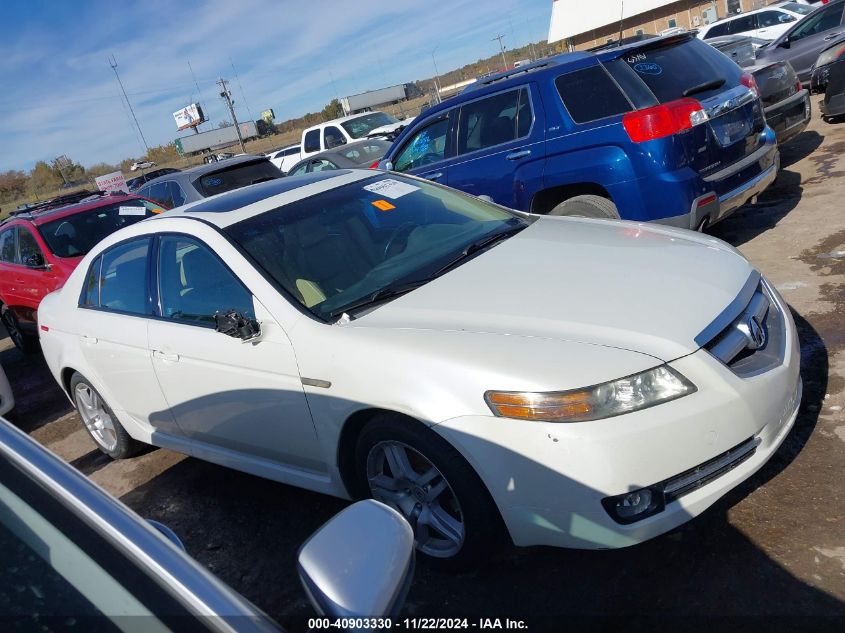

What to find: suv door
left=147, top=235, right=321, bottom=470
left=775, top=2, right=845, bottom=80
left=447, top=85, right=545, bottom=209
left=390, top=111, right=454, bottom=185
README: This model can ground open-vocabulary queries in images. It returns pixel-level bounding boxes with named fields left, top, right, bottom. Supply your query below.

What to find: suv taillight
left=622, top=98, right=708, bottom=143
left=740, top=72, right=760, bottom=97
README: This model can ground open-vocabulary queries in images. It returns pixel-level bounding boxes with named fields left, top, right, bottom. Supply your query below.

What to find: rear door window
left=617, top=37, right=743, bottom=103
left=323, top=126, right=346, bottom=149
left=303, top=130, right=320, bottom=153
left=727, top=14, right=757, bottom=35
left=0, top=228, right=17, bottom=263
left=98, top=238, right=151, bottom=315
left=704, top=22, right=731, bottom=39
left=555, top=65, right=633, bottom=123
left=457, top=88, right=530, bottom=154
left=195, top=160, right=281, bottom=197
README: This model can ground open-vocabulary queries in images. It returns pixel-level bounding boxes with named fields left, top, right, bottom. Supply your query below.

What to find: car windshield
left=39, top=199, right=162, bottom=258
left=225, top=175, right=530, bottom=320
left=341, top=112, right=399, bottom=139
left=779, top=3, right=813, bottom=16
left=195, top=160, right=282, bottom=197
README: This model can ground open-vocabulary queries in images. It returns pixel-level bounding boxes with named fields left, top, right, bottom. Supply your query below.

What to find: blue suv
left=380, top=33, right=779, bottom=230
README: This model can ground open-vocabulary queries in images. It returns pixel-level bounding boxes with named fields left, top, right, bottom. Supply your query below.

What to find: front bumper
left=434, top=289, right=801, bottom=550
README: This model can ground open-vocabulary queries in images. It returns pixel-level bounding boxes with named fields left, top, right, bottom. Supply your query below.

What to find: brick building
left=549, top=0, right=790, bottom=50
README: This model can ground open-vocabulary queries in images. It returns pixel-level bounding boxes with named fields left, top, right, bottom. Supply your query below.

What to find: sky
left=0, top=0, right=553, bottom=172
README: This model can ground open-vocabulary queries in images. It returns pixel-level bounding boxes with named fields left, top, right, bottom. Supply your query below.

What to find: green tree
left=28, top=161, right=62, bottom=195
left=321, top=98, right=343, bottom=121
left=147, top=142, right=180, bottom=165
left=0, top=170, right=28, bottom=204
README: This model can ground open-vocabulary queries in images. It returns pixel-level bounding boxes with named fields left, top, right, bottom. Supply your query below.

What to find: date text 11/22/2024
left=307, top=618, right=529, bottom=630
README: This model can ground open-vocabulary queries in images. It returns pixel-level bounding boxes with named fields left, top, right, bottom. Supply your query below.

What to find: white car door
left=146, top=234, right=322, bottom=470
left=76, top=238, right=179, bottom=434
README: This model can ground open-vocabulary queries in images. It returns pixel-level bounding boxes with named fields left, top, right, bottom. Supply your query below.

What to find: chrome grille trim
left=663, top=437, right=759, bottom=501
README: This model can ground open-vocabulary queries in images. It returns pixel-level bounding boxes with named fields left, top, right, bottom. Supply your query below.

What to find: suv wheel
left=354, top=414, right=507, bottom=569
left=550, top=194, right=620, bottom=219
left=1, top=305, right=38, bottom=354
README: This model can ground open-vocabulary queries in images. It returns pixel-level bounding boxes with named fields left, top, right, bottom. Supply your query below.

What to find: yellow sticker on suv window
left=372, top=199, right=396, bottom=211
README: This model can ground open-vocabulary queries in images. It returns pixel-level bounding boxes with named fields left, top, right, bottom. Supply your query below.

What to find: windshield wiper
left=328, top=280, right=429, bottom=320
left=434, top=224, right=525, bottom=277
left=683, top=77, right=726, bottom=98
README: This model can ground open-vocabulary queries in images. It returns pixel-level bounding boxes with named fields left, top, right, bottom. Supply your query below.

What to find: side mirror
left=214, top=309, right=261, bottom=342
left=298, top=500, right=414, bottom=618
left=23, top=253, right=47, bottom=269
left=778, top=38, right=791, bottom=49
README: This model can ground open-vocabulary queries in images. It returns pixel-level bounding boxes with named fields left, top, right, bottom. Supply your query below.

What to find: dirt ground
left=2, top=97, right=844, bottom=632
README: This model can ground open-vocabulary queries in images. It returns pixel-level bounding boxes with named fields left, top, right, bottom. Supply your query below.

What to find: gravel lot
left=2, top=98, right=844, bottom=631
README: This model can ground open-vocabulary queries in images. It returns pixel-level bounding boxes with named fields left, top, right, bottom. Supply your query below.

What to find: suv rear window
left=618, top=37, right=743, bottom=103
left=195, top=160, right=281, bottom=197
left=555, top=65, right=633, bottom=123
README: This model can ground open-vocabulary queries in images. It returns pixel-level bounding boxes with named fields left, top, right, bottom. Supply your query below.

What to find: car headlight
left=816, top=44, right=845, bottom=69
left=485, top=365, right=696, bottom=423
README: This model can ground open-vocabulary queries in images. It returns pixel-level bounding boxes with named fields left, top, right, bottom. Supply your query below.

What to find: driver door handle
left=423, top=171, right=443, bottom=180
left=506, top=149, right=531, bottom=160
left=153, top=350, right=180, bottom=363
left=824, top=32, right=842, bottom=40
left=80, top=335, right=98, bottom=345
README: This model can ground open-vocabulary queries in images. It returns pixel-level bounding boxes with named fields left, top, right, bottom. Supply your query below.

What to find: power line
left=492, top=34, right=509, bottom=69
left=230, top=58, right=254, bottom=123
left=108, top=54, right=149, bottom=154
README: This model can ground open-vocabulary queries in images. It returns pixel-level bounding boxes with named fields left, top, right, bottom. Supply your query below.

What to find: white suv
left=300, top=112, right=412, bottom=159
left=266, top=144, right=301, bottom=174
left=698, top=3, right=813, bottom=41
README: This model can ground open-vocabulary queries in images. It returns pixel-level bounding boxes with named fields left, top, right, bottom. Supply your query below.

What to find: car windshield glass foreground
left=39, top=199, right=162, bottom=258
left=225, top=175, right=530, bottom=321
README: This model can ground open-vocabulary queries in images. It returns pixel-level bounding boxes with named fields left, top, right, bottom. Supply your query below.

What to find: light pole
left=431, top=45, right=442, bottom=104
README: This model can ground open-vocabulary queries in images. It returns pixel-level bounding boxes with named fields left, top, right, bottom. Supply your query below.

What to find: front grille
left=701, top=279, right=786, bottom=378
left=663, top=437, right=758, bottom=503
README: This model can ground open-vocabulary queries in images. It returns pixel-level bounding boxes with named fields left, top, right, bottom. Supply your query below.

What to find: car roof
left=139, top=155, right=270, bottom=189
left=0, top=193, right=150, bottom=228
left=157, top=169, right=375, bottom=228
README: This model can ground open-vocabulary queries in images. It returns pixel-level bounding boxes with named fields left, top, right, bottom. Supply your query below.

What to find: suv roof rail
left=467, top=59, right=560, bottom=91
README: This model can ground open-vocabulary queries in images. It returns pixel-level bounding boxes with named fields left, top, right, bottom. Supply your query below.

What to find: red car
left=0, top=193, right=164, bottom=353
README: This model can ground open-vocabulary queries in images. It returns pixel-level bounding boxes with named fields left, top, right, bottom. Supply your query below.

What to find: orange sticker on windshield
left=372, top=199, right=396, bottom=211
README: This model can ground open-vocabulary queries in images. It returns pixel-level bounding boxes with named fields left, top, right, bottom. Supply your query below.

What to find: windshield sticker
left=363, top=178, right=419, bottom=199
left=118, top=206, right=146, bottom=216
left=371, top=199, right=396, bottom=211
left=634, top=62, right=662, bottom=76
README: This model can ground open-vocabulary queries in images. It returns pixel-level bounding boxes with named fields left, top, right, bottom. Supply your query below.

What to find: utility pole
left=492, top=34, right=509, bottom=69
left=108, top=55, right=149, bottom=154
left=217, top=78, right=246, bottom=154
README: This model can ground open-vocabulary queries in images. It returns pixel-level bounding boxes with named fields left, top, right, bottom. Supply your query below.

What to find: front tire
left=354, top=414, right=507, bottom=568
left=1, top=305, right=38, bottom=354
left=549, top=194, right=620, bottom=219
left=70, top=372, right=141, bottom=459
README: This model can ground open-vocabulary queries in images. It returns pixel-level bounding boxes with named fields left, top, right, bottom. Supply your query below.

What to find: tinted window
left=779, top=3, right=812, bottom=16
left=458, top=89, right=527, bottom=154
left=142, top=182, right=169, bottom=207
left=80, top=256, right=101, bottom=307
left=158, top=236, right=253, bottom=324
left=323, top=126, right=346, bottom=149
left=516, top=89, right=533, bottom=137
left=705, top=22, right=731, bottom=38
left=758, top=11, right=787, bottom=28
left=619, top=37, right=743, bottom=103
left=0, top=228, right=17, bottom=263
left=285, top=146, right=301, bottom=156
left=99, top=239, right=150, bottom=314
left=195, top=160, right=282, bottom=197
left=727, top=14, right=757, bottom=34
left=304, top=130, right=320, bottom=153
left=393, top=116, right=450, bottom=171
left=166, top=181, right=186, bottom=207
left=17, top=228, right=44, bottom=266
left=556, top=66, right=632, bottom=123
left=340, top=112, right=398, bottom=139
left=39, top=200, right=160, bottom=258
left=789, top=4, right=844, bottom=41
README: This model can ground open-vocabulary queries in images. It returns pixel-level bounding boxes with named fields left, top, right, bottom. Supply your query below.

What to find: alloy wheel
left=1, top=310, right=25, bottom=351
left=366, top=440, right=465, bottom=558
left=74, top=383, right=118, bottom=452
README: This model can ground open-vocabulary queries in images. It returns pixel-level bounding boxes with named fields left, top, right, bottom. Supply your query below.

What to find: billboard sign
left=95, top=171, right=128, bottom=193
left=173, top=103, right=205, bottom=131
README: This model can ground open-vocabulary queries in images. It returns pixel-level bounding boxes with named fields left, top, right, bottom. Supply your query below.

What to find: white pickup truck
left=300, top=111, right=413, bottom=159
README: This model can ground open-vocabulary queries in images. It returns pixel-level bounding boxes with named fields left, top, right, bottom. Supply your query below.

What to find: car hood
left=352, top=216, right=755, bottom=362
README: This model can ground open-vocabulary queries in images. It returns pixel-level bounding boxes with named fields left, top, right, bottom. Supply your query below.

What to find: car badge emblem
left=738, top=314, right=766, bottom=350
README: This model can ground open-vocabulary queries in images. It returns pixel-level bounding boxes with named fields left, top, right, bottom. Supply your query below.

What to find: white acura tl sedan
left=38, top=170, right=801, bottom=564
